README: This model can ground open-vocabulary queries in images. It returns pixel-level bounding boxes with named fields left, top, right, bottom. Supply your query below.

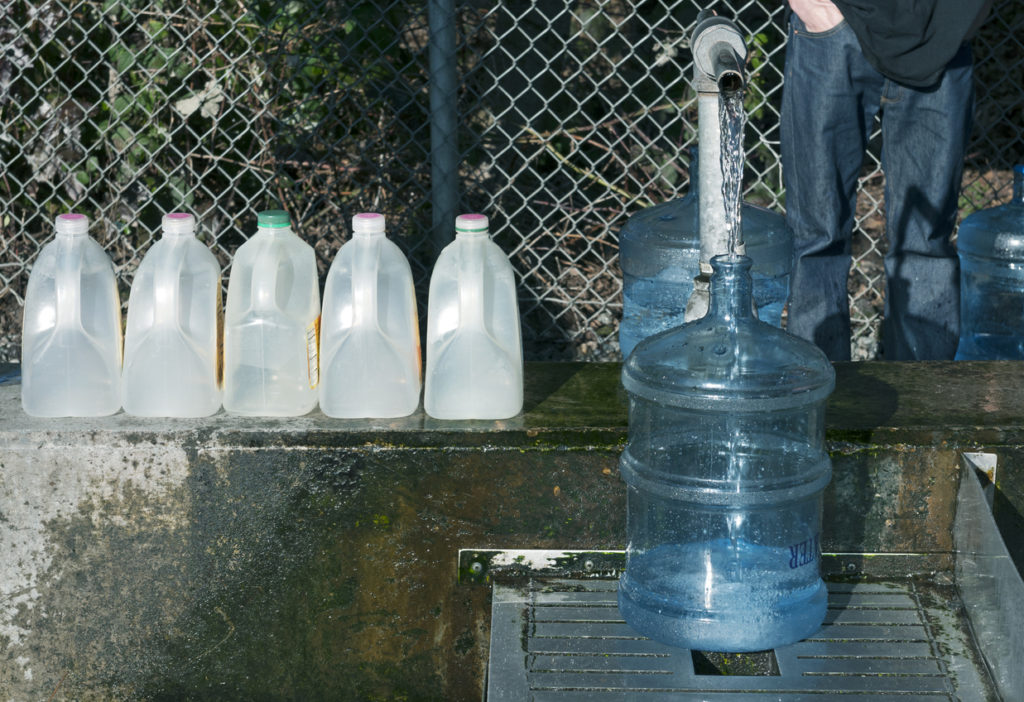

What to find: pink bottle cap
left=55, top=213, right=89, bottom=236
left=162, top=212, right=196, bottom=237
left=353, top=212, right=385, bottom=236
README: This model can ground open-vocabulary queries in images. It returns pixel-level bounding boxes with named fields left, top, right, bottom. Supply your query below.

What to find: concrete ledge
left=1, top=361, right=1022, bottom=700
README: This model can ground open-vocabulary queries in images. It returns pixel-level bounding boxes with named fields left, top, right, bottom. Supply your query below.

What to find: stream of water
left=719, top=90, right=746, bottom=256
left=719, top=88, right=748, bottom=578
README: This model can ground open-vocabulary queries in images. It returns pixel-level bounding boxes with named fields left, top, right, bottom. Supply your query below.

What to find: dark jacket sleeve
left=831, top=0, right=993, bottom=87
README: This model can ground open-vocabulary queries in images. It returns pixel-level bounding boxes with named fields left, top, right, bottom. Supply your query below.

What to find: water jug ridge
left=620, top=449, right=831, bottom=507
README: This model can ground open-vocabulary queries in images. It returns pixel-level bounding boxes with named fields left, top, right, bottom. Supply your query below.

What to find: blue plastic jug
left=618, top=151, right=793, bottom=357
left=955, top=165, right=1024, bottom=360
left=618, top=254, right=834, bottom=652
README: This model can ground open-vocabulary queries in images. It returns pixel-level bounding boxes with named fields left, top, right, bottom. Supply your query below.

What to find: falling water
left=719, top=90, right=746, bottom=256
left=719, top=88, right=747, bottom=577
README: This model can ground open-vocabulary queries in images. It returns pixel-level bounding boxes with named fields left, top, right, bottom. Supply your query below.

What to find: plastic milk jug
left=319, top=213, right=421, bottom=417
left=21, top=213, right=122, bottom=416
left=122, top=213, right=222, bottom=416
left=424, top=214, right=523, bottom=419
left=223, top=210, right=320, bottom=416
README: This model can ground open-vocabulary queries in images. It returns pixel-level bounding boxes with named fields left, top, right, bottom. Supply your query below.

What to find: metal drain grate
left=486, top=578, right=993, bottom=701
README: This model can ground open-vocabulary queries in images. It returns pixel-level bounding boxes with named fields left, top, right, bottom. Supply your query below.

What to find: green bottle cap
left=258, top=210, right=291, bottom=228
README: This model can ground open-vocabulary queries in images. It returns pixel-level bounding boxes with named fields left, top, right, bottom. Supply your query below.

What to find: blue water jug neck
left=708, top=254, right=753, bottom=322
left=1014, top=165, right=1024, bottom=206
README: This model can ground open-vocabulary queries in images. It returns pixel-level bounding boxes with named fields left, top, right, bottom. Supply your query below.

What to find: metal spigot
left=684, top=10, right=749, bottom=322
left=690, top=10, right=748, bottom=96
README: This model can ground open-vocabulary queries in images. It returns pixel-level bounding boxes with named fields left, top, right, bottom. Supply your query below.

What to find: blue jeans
left=781, top=16, right=974, bottom=360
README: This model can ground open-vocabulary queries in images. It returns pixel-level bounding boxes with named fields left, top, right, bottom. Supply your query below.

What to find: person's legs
left=879, top=44, right=974, bottom=360
left=781, top=17, right=883, bottom=361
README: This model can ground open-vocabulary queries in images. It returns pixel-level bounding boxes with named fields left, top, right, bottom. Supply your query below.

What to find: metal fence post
left=428, top=0, right=459, bottom=254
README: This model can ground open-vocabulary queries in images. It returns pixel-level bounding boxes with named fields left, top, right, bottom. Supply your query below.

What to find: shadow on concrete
left=994, top=484, right=1024, bottom=580
left=521, top=362, right=627, bottom=424
left=828, top=362, right=899, bottom=434
left=522, top=362, right=586, bottom=414
left=824, top=363, right=900, bottom=565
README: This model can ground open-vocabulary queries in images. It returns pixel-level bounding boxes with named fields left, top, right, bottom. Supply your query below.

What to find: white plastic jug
left=320, top=213, right=421, bottom=418
left=21, top=213, right=122, bottom=417
left=424, top=214, right=523, bottom=419
left=122, top=213, right=222, bottom=417
left=223, top=210, right=320, bottom=416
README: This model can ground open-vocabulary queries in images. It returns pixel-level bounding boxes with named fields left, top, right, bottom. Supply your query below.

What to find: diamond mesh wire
left=1, top=0, right=1021, bottom=363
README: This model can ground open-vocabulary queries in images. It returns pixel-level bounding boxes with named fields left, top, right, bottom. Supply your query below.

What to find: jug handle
left=55, top=237, right=82, bottom=330
left=251, top=239, right=279, bottom=313
left=458, top=237, right=486, bottom=331
left=352, top=237, right=379, bottom=330
left=153, top=242, right=181, bottom=328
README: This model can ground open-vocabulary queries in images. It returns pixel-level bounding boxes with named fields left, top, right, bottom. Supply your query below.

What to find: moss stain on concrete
left=11, top=441, right=623, bottom=700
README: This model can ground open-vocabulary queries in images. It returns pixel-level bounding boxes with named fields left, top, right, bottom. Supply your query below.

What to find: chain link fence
left=2, top=0, right=1021, bottom=364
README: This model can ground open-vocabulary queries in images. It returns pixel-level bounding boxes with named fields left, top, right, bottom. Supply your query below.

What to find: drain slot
left=691, top=649, right=780, bottom=676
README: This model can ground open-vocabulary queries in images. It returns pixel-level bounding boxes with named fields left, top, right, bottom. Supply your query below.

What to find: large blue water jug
left=956, top=165, right=1024, bottom=360
left=618, top=153, right=793, bottom=357
left=618, top=254, right=834, bottom=652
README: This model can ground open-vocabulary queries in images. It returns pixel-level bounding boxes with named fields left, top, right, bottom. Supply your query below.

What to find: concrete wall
left=1, top=362, right=1022, bottom=700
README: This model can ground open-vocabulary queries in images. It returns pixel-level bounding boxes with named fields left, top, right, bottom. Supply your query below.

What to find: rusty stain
left=45, top=671, right=67, bottom=702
